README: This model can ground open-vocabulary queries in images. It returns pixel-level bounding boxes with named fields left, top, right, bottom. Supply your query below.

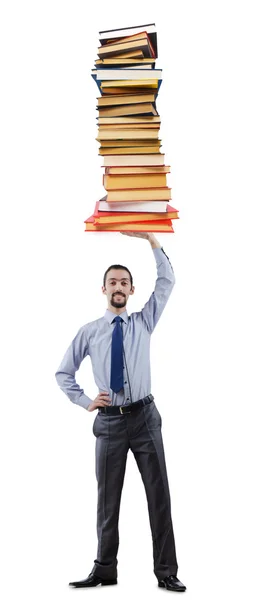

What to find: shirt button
left=124, top=381, right=127, bottom=384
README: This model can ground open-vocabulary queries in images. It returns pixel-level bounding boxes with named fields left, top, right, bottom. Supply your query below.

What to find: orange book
left=103, top=173, right=167, bottom=190
left=84, top=216, right=174, bottom=232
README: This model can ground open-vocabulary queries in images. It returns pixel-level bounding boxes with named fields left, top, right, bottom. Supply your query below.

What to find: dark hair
left=103, top=264, right=133, bottom=288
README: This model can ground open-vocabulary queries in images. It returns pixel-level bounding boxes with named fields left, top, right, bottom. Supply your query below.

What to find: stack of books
left=84, top=24, right=179, bottom=233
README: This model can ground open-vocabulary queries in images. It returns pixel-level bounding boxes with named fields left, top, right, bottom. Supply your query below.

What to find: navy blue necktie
left=110, top=316, right=124, bottom=393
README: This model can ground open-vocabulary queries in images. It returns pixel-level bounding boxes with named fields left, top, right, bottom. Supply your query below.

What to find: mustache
left=112, top=292, right=126, bottom=298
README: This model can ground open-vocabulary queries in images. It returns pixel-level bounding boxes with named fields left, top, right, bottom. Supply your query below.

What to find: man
left=55, top=231, right=186, bottom=592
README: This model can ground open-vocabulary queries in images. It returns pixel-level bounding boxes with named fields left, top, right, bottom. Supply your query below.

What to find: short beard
left=111, top=294, right=127, bottom=309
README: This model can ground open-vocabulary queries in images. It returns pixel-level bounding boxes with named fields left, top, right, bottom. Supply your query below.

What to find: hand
left=87, top=392, right=112, bottom=412
left=120, top=232, right=150, bottom=239
left=120, top=231, right=161, bottom=248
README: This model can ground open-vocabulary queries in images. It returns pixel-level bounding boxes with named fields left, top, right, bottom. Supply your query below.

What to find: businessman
left=55, top=231, right=186, bottom=592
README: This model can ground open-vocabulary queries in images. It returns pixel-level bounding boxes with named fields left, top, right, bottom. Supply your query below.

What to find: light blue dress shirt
left=55, top=247, right=175, bottom=410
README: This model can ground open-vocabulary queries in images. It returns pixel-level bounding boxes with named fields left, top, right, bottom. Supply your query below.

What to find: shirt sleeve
left=140, top=246, right=176, bottom=333
left=55, top=325, right=93, bottom=410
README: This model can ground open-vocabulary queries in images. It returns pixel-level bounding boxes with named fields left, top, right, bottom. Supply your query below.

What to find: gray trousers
left=92, top=399, right=179, bottom=581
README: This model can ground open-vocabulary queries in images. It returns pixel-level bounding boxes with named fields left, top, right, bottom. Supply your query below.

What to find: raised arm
left=120, top=232, right=175, bottom=333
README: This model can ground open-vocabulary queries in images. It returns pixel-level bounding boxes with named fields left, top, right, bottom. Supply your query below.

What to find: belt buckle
left=119, top=405, right=131, bottom=415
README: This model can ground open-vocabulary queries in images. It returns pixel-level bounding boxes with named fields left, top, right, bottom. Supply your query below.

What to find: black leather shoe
left=158, top=575, right=186, bottom=592
left=69, top=571, right=117, bottom=587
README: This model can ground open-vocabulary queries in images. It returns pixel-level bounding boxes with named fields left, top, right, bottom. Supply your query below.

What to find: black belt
left=98, top=394, right=154, bottom=415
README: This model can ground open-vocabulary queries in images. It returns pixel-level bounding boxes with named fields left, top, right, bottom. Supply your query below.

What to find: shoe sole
left=69, top=579, right=117, bottom=587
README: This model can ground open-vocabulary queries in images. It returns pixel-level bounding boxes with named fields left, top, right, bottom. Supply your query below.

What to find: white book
left=93, top=69, right=162, bottom=80
left=102, top=154, right=165, bottom=166
left=98, top=197, right=168, bottom=213
left=99, top=24, right=156, bottom=40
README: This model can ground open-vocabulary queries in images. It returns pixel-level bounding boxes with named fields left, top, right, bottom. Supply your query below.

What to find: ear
left=129, top=285, right=135, bottom=295
left=102, top=286, right=107, bottom=295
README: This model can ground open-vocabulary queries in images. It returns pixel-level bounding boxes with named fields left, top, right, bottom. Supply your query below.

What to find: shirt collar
left=104, top=309, right=129, bottom=325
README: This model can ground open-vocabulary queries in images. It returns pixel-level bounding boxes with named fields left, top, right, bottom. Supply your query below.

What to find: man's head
left=102, top=264, right=135, bottom=312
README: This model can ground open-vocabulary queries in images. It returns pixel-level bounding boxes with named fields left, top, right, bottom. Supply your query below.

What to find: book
left=93, top=76, right=162, bottom=96
left=98, top=196, right=169, bottom=212
left=99, top=23, right=158, bottom=57
left=98, top=123, right=160, bottom=129
left=84, top=216, right=174, bottom=232
left=98, top=146, right=161, bottom=155
left=103, top=173, right=167, bottom=189
left=99, top=139, right=161, bottom=147
left=97, top=116, right=161, bottom=124
left=97, top=36, right=155, bottom=59
left=97, top=92, right=156, bottom=106
left=93, top=69, right=162, bottom=80
left=96, top=128, right=159, bottom=140
left=99, top=87, right=159, bottom=96
left=106, top=188, right=172, bottom=202
left=100, top=79, right=160, bottom=88
left=102, top=154, right=165, bottom=166
left=104, top=165, right=170, bottom=174
left=97, top=104, right=158, bottom=117
left=93, top=202, right=179, bottom=224
left=95, top=59, right=155, bottom=67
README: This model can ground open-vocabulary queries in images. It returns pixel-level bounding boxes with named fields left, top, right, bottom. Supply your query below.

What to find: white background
left=1, top=1, right=268, bottom=599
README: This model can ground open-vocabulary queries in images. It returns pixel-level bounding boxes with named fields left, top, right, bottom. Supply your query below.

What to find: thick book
left=84, top=217, right=174, bottom=233
left=98, top=196, right=169, bottom=212
left=102, top=154, right=165, bottom=166
left=106, top=188, right=172, bottom=202
left=93, top=202, right=179, bottom=224
left=103, top=173, right=167, bottom=190
left=92, top=75, right=162, bottom=96
left=99, top=23, right=158, bottom=57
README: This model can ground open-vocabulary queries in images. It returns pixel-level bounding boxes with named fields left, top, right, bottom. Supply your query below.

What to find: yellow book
left=99, top=146, right=160, bottom=155
left=100, top=79, right=159, bottom=89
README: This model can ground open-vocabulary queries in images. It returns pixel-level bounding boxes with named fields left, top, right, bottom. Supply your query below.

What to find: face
left=102, top=268, right=134, bottom=311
